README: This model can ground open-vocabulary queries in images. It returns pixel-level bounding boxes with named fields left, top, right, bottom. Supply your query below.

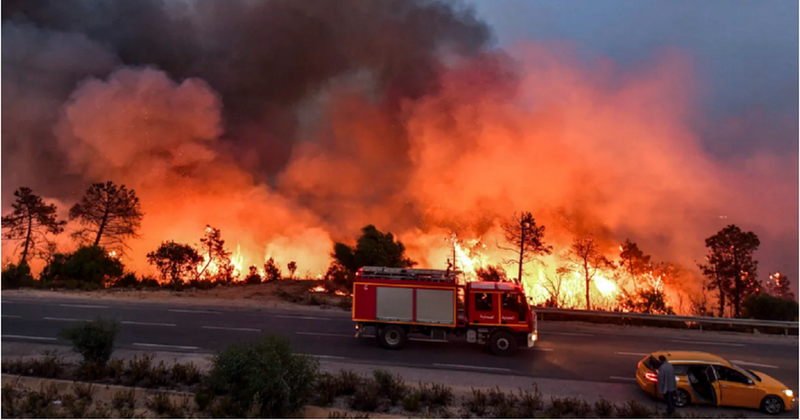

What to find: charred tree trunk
left=20, top=209, right=32, bottom=266
left=517, top=226, right=525, bottom=284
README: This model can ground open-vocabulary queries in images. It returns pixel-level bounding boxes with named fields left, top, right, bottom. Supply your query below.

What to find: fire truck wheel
left=488, top=330, right=517, bottom=357
left=378, top=325, right=407, bottom=350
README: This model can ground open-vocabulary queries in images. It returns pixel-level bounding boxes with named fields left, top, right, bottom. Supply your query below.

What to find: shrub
left=244, top=265, right=263, bottom=285
left=58, top=318, right=120, bottom=366
left=1, top=262, right=35, bottom=289
left=743, top=293, right=799, bottom=321
left=112, top=389, right=136, bottom=412
left=594, top=397, right=615, bottom=417
left=108, top=358, right=125, bottom=383
left=126, top=354, right=154, bottom=386
left=41, top=245, right=124, bottom=287
left=147, top=392, right=183, bottom=418
left=547, top=396, right=571, bottom=417
left=111, top=272, right=139, bottom=288
left=402, top=391, right=422, bottom=412
left=615, top=400, right=652, bottom=418
left=517, top=384, right=543, bottom=417
left=204, top=335, right=319, bottom=418
left=314, top=373, right=339, bottom=406
left=465, top=388, right=489, bottom=416
left=194, top=387, right=215, bottom=412
left=76, top=361, right=108, bottom=380
left=336, top=370, right=361, bottom=395
left=171, top=361, right=202, bottom=385
left=372, top=369, right=407, bottom=404
left=2, top=351, right=63, bottom=378
left=418, top=382, right=454, bottom=408
left=72, top=382, right=95, bottom=402
left=140, top=276, right=161, bottom=288
left=349, top=380, right=382, bottom=412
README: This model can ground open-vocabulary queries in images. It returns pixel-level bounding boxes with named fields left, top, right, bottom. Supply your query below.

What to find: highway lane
left=2, top=296, right=797, bottom=392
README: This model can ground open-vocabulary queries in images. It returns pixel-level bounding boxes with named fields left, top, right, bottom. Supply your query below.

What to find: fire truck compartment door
left=376, top=287, right=414, bottom=322
left=415, top=289, right=455, bottom=325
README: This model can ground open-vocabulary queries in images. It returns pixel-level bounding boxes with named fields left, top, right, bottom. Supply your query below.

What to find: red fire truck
left=352, top=266, right=538, bottom=357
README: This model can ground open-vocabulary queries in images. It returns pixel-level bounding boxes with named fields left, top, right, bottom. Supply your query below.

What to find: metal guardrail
left=532, top=306, right=798, bottom=334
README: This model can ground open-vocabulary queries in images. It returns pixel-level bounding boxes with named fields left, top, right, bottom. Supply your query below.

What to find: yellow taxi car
left=636, top=351, right=794, bottom=415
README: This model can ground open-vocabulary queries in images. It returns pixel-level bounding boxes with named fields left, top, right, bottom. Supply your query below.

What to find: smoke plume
left=2, top=1, right=797, bottom=306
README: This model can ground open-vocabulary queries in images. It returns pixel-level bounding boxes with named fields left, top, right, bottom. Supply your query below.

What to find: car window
left=716, top=366, right=752, bottom=384
left=742, top=368, right=761, bottom=382
left=475, top=293, right=493, bottom=312
left=643, top=355, right=660, bottom=370
left=672, top=364, right=689, bottom=375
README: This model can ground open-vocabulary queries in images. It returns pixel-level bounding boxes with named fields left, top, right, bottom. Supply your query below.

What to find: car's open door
left=703, top=365, right=722, bottom=407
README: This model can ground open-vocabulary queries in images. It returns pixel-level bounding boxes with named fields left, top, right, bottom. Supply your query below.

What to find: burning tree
left=766, top=272, right=794, bottom=301
left=195, top=225, right=233, bottom=282
left=563, top=235, right=613, bottom=310
left=698, top=225, right=760, bottom=318
left=618, top=239, right=651, bottom=292
left=1, top=187, right=66, bottom=266
left=330, top=225, right=415, bottom=290
left=69, top=181, right=144, bottom=251
left=287, top=261, right=298, bottom=279
left=244, top=266, right=263, bottom=284
left=263, top=257, right=282, bottom=281
left=499, top=212, right=552, bottom=284
left=147, top=241, right=203, bottom=286
left=475, top=265, right=507, bottom=282
left=543, top=266, right=570, bottom=308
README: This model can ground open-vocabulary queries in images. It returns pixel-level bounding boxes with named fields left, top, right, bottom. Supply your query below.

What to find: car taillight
left=645, top=372, right=658, bottom=382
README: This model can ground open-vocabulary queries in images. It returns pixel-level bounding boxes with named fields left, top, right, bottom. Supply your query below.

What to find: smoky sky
left=2, top=0, right=490, bottom=189
left=470, top=0, right=799, bottom=158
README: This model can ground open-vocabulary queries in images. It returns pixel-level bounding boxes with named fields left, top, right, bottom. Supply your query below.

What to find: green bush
left=58, top=318, right=120, bottom=366
left=465, top=388, right=489, bottom=416
left=204, top=335, right=319, bottom=418
left=111, top=272, right=139, bottom=288
left=517, top=385, right=543, bottom=417
left=615, top=400, right=652, bottom=418
left=594, top=397, right=615, bottom=417
left=372, top=369, right=407, bottom=404
left=349, top=380, right=382, bottom=412
left=402, top=391, right=422, bottom=412
left=418, top=382, right=454, bottom=408
left=1, top=262, right=35, bottom=289
left=41, top=246, right=124, bottom=287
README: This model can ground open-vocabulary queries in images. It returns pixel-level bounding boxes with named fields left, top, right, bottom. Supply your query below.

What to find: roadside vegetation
left=1, top=185, right=797, bottom=327
left=0, top=321, right=750, bottom=419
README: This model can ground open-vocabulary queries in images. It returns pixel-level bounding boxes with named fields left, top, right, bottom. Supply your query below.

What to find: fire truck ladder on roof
left=357, top=266, right=460, bottom=283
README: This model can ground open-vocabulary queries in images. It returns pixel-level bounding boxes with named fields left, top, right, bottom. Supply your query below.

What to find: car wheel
left=377, top=325, right=407, bottom=350
left=673, top=389, right=690, bottom=408
left=488, top=330, right=517, bottom=357
left=761, top=395, right=784, bottom=415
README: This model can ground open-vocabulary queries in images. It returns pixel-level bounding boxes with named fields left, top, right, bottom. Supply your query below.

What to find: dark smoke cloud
left=3, top=0, right=490, bottom=178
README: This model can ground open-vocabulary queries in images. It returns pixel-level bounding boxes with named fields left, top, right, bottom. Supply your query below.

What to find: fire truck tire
left=377, top=325, right=407, bottom=350
left=488, top=330, right=517, bottom=357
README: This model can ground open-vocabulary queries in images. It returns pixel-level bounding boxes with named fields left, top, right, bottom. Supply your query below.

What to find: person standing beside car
left=657, top=355, right=678, bottom=415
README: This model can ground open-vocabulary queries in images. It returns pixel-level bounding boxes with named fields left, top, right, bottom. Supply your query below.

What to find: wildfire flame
left=309, top=285, right=326, bottom=293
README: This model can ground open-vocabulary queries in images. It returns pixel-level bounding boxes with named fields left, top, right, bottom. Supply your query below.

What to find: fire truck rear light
left=645, top=372, right=658, bottom=382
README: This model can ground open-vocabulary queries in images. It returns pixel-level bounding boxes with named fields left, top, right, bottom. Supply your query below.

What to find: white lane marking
left=610, top=376, right=637, bottom=381
left=535, top=348, right=554, bottom=352
left=433, top=363, right=511, bottom=372
left=548, top=332, right=595, bottom=337
left=671, top=340, right=745, bottom=347
left=1, top=315, right=21, bottom=318
left=122, top=321, right=176, bottom=327
left=296, top=332, right=351, bottom=338
left=615, top=352, right=648, bottom=357
left=168, top=309, right=220, bottom=314
left=59, top=304, right=108, bottom=309
left=730, top=360, right=779, bottom=369
left=44, top=317, right=90, bottom=322
left=202, top=326, right=261, bottom=332
left=2, top=335, right=57, bottom=341
left=133, top=343, right=199, bottom=350
left=1, top=301, right=15, bottom=304
left=297, top=353, right=348, bottom=360
left=277, top=315, right=331, bottom=321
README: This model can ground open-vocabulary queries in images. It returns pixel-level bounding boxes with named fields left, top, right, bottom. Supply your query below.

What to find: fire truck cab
left=352, top=266, right=537, bottom=357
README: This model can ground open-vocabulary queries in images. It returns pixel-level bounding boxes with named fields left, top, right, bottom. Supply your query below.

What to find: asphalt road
left=2, top=295, right=797, bottom=394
